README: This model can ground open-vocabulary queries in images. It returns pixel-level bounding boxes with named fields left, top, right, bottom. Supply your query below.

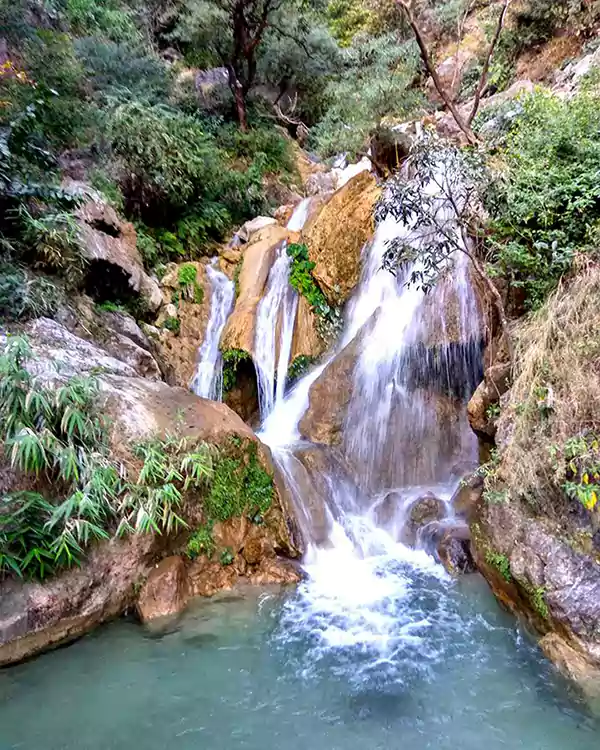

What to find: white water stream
left=253, top=198, right=311, bottom=419
left=190, top=261, right=235, bottom=400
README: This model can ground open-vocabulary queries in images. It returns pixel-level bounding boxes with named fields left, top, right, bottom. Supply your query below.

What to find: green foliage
left=220, top=547, right=234, bottom=566
left=287, top=243, right=341, bottom=342
left=485, top=550, right=512, bottom=582
left=0, top=336, right=119, bottom=579
left=0, top=264, right=65, bottom=321
left=117, top=434, right=213, bottom=536
left=327, top=0, right=373, bottom=46
left=163, top=316, right=181, bottom=334
left=486, top=90, right=600, bottom=310
left=19, top=207, right=85, bottom=288
left=429, top=0, right=469, bottom=36
left=205, top=439, right=273, bottom=523
left=310, top=34, right=423, bottom=157
left=221, top=348, right=251, bottom=393
left=186, top=522, right=215, bottom=559
left=555, top=434, right=600, bottom=511
left=528, top=585, right=549, bottom=620
left=177, top=263, right=204, bottom=304
left=217, top=124, right=296, bottom=176
left=65, top=0, right=140, bottom=43
left=287, top=355, right=316, bottom=384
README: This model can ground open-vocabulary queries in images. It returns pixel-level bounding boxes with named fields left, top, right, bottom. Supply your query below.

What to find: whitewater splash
left=190, top=261, right=235, bottom=400
left=260, top=163, right=483, bottom=680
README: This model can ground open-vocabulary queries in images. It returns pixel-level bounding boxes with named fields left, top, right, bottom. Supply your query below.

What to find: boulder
left=76, top=196, right=162, bottom=313
left=434, top=524, right=476, bottom=575
left=0, top=534, right=157, bottom=667
left=235, top=216, right=278, bottom=244
left=303, top=171, right=381, bottom=306
left=221, top=225, right=292, bottom=355
left=137, top=556, right=189, bottom=623
left=373, top=491, right=402, bottom=529
left=402, top=493, right=447, bottom=547
left=450, top=470, right=484, bottom=519
left=467, top=362, right=511, bottom=439
left=54, top=296, right=162, bottom=381
left=299, top=335, right=359, bottom=445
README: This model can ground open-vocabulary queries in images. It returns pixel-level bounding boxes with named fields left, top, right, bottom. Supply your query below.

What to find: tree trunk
left=228, top=66, right=248, bottom=132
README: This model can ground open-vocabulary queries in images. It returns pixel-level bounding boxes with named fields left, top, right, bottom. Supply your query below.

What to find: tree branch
left=395, top=0, right=478, bottom=145
left=467, top=0, right=512, bottom=126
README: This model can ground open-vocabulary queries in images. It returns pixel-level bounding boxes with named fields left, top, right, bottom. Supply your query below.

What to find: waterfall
left=190, top=261, right=235, bottom=400
left=253, top=198, right=311, bottom=419
left=260, top=165, right=485, bottom=669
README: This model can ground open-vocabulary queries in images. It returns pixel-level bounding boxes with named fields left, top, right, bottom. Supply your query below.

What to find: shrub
left=65, top=0, right=140, bottom=43
left=0, top=265, right=65, bottom=321
left=117, top=435, right=213, bottom=536
left=486, top=90, right=600, bottom=311
left=186, top=522, right=215, bottom=559
left=177, top=263, right=204, bottom=304
left=222, top=348, right=252, bottom=393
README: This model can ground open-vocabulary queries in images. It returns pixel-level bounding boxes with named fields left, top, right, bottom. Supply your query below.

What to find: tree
left=310, top=33, right=424, bottom=158
left=378, top=135, right=512, bottom=361
left=395, top=0, right=512, bottom=144
left=174, top=0, right=327, bottom=130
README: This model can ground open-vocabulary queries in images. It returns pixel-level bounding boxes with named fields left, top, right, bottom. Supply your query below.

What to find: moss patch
left=205, top=437, right=274, bottom=523
left=221, top=348, right=252, bottom=393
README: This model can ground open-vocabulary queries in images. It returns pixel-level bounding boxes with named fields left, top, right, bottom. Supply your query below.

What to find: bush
left=0, top=265, right=65, bottom=321
left=486, top=90, right=600, bottom=310
left=64, top=0, right=140, bottom=43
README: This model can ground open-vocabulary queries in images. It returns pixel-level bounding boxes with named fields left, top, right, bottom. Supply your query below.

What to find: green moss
left=233, top=261, right=242, bottom=298
left=186, top=522, right=215, bottom=559
left=220, top=547, right=235, bottom=566
left=529, top=586, right=550, bottom=620
left=205, top=438, right=274, bottom=523
left=177, top=263, right=204, bottom=304
left=485, top=550, right=512, bottom=582
left=163, top=316, right=180, bottom=334
left=287, top=355, right=316, bottom=384
left=221, top=348, right=251, bottom=393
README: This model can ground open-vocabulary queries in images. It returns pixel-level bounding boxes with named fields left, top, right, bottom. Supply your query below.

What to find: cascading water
left=253, top=198, right=311, bottom=419
left=190, top=261, right=235, bottom=400
left=260, top=166, right=485, bottom=678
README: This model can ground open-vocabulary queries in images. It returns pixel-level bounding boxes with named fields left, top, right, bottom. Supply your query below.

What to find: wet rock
left=402, top=493, right=447, bottom=547
left=373, top=491, right=402, bottom=528
left=290, top=295, right=326, bottom=362
left=137, top=556, right=189, bottom=623
left=188, top=560, right=238, bottom=597
left=471, top=496, right=600, bottom=694
left=435, top=525, right=476, bottom=575
left=247, top=557, right=302, bottom=586
left=540, top=633, right=600, bottom=699
left=370, top=125, right=414, bottom=175
left=76, top=196, right=162, bottom=313
left=152, top=261, right=211, bottom=388
left=305, top=171, right=337, bottom=196
left=468, top=361, right=511, bottom=439
left=0, top=534, right=157, bottom=667
left=303, top=171, right=381, bottom=306
left=299, top=334, right=359, bottom=445
left=450, top=471, right=484, bottom=519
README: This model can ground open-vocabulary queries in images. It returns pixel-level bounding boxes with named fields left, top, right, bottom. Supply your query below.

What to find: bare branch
left=395, top=0, right=478, bottom=145
left=467, top=0, right=512, bottom=126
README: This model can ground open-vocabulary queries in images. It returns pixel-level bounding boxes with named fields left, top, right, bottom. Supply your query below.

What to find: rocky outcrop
left=76, top=195, right=162, bottom=313
left=221, top=224, right=293, bottom=355
left=471, top=497, right=600, bottom=697
left=299, top=335, right=359, bottom=445
left=0, top=320, right=301, bottom=664
left=303, top=171, right=380, bottom=306
left=467, top=361, right=511, bottom=439
left=151, top=261, right=211, bottom=388
left=402, top=493, right=447, bottom=546
left=136, top=556, right=189, bottom=623
left=291, top=295, right=326, bottom=362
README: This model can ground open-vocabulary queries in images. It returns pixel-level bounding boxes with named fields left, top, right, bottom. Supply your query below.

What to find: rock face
left=291, top=295, right=326, bottom=361
left=402, top=493, right=448, bottom=546
left=303, top=171, right=380, bottom=306
left=299, top=335, right=359, bottom=444
left=471, top=497, right=600, bottom=697
left=152, top=261, right=211, bottom=388
left=0, top=320, right=301, bottom=664
left=76, top=196, right=162, bottom=313
left=467, top=362, right=511, bottom=439
left=136, top=556, right=189, bottom=623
